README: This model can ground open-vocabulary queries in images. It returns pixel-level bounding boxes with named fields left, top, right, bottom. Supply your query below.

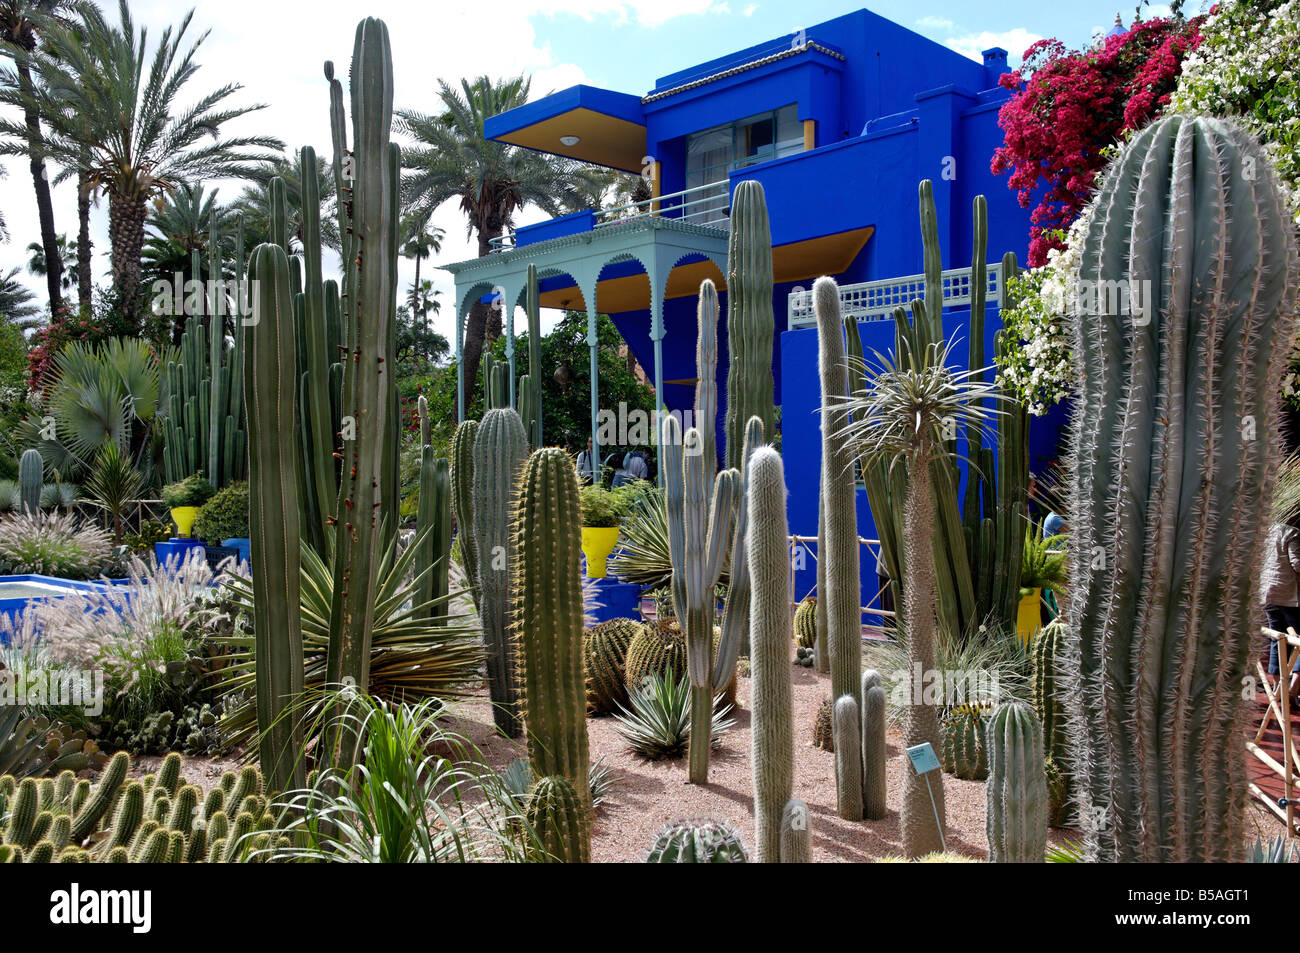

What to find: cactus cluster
left=583, top=618, right=644, bottom=715
left=0, top=752, right=282, bottom=863
left=1064, top=116, right=1298, bottom=863
left=646, top=819, right=748, bottom=862
left=940, top=704, right=990, bottom=782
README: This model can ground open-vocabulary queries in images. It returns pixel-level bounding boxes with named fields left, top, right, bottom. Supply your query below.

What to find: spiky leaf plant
left=613, top=672, right=734, bottom=761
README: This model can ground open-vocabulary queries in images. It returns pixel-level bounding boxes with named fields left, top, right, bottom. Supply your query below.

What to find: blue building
left=442, top=7, right=1058, bottom=608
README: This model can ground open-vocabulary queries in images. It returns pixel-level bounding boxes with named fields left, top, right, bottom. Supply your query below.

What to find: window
left=685, top=105, right=802, bottom=225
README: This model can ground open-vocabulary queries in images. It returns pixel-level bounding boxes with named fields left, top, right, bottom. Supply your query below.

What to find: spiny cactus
left=714, top=416, right=764, bottom=689
left=862, top=678, right=887, bottom=820
left=1031, top=620, right=1070, bottom=824
left=514, top=449, right=590, bottom=819
left=18, top=448, right=41, bottom=516
left=523, top=264, right=543, bottom=446
left=986, top=700, right=1047, bottom=863
left=415, top=450, right=452, bottom=624
left=526, top=775, right=589, bottom=864
left=473, top=407, right=529, bottom=737
left=694, top=279, right=720, bottom=475
left=624, top=622, right=689, bottom=693
left=724, top=179, right=776, bottom=472
left=813, top=277, right=862, bottom=819
left=793, top=596, right=816, bottom=648
left=1065, top=116, right=1299, bottom=863
left=646, top=819, right=748, bottom=862
left=583, top=618, right=644, bottom=715
left=940, top=704, right=989, bottom=782
left=747, top=446, right=795, bottom=862
left=812, top=698, right=834, bottom=751
left=450, top=418, right=479, bottom=606
left=661, top=413, right=738, bottom=784
left=779, top=798, right=811, bottom=863
left=832, top=694, right=863, bottom=820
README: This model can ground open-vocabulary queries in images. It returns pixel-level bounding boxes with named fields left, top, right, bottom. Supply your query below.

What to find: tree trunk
left=459, top=225, right=504, bottom=419
left=77, top=164, right=92, bottom=315
left=18, top=59, right=62, bottom=317
left=108, top=191, right=148, bottom=330
left=901, top=456, right=946, bottom=858
left=413, top=254, right=422, bottom=371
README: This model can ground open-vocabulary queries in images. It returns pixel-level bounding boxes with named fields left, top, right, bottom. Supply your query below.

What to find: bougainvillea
left=992, top=16, right=1204, bottom=266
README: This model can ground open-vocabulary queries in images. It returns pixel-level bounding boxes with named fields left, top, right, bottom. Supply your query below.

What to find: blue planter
left=0, top=574, right=120, bottom=642
left=584, top=575, right=642, bottom=625
left=221, top=537, right=251, bottom=566
left=154, top=538, right=205, bottom=570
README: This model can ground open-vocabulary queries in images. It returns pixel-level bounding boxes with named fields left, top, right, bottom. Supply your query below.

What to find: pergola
left=441, top=215, right=729, bottom=479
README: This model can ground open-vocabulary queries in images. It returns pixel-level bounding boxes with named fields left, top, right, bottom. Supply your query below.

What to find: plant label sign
left=907, top=742, right=940, bottom=775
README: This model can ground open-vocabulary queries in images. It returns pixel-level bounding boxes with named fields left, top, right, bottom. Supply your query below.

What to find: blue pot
left=154, top=538, right=204, bottom=570
left=221, top=538, right=251, bottom=566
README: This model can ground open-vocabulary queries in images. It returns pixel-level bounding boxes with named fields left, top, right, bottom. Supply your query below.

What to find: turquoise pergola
left=441, top=215, right=728, bottom=480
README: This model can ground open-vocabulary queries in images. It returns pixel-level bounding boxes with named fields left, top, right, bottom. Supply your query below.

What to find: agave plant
left=216, top=530, right=484, bottom=750
left=499, top=755, right=620, bottom=810
left=613, top=672, right=734, bottom=761
left=1246, top=835, right=1297, bottom=863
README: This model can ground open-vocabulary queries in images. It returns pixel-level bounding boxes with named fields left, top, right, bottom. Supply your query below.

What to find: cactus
left=646, top=819, right=748, bottom=862
left=415, top=450, right=452, bottom=623
left=624, top=622, right=690, bottom=692
left=245, top=241, right=306, bottom=794
left=70, top=751, right=128, bottom=843
left=793, top=596, right=816, bottom=648
left=473, top=407, right=529, bottom=737
left=523, top=263, right=543, bottom=447
left=526, top=775, right=589, bottom=864
left=812, top=698, right=834, bottom=751
left=714, top=415, right=763, bottom=689
left=583, top=618, right=644, bottom=715
left=832, top=695, right=864, bottom=820
left=813, top=278, right=862, bottom=818
left=724, top=180, right=776, bottom=471
left=18, top=448, right=41, bottom=515
left=986, top=700, right=1047, bottom=863
left=862, top=675, right=887, bottom=820
left=940, top=704, right=989, bottom=782
left=747, top=446, right=794, bottom=862
left=4, top=778, right=37, bottom=848
left=779, top=798, right=811, bottom=863
left=450, top=418, right=479, bottom=606
left=661, top=413, right=738, bottom=783
left=1065, top=116, right=1298, bottom=863
left=514, top=448, right=590, bottom=816
left=694, top=279, right=720, bottom=475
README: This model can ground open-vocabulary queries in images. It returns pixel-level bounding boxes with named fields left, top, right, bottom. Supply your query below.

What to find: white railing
left=595, top=181, right=730, bottom=229
left=787, top=263, right=1003, bottom=328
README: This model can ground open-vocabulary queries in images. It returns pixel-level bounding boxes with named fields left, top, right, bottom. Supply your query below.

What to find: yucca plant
left=81, top=440, right=145, bottom=545
left=266, top=693, right=540, bottom=863
left=606, top=485, right=672, bottom=589
left=613, top=672, right=734, bottom=761
left=217, top=529, right=483, bottom=750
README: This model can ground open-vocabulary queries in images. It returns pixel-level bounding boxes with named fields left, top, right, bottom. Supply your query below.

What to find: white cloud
left=945, top=28, right=1043, bottom=67
left=916, top=15, right=956, bottom=32
left=743, top=4, right=757, bottom=16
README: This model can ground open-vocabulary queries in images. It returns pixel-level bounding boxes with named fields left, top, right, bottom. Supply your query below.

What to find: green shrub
left=578, top=484, right=627, bottom=528
left=194, top=481, right=249, bottom=541
left=161, top=473, right=216, bottom=509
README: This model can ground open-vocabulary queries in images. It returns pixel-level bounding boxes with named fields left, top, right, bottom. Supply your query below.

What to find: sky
left=0, top=0, right=1181, bottom=342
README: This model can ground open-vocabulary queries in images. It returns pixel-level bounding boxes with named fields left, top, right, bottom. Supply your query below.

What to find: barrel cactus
left=646, top=819, right=748, bottom=863
left=986, top=700, right=1047, bottom=863
left=583, top=618, right=644, bottom=715
left=812, top=698, right=834, bottom=751
left=525, top=775, right=589, bottom=864
left=793, top=596, right=817, bottom=648
left=940, top=704, right=989, bottom=782
left=624, top=621, right=689, bottom=693
left=1064, top=115, right=1299, bottom=863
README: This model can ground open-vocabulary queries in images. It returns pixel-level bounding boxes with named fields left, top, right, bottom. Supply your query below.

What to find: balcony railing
left=787, top=263, right=1004, bottom=328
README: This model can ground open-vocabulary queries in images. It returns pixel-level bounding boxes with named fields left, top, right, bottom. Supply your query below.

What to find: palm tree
left=231, top=151, right=340, bottom=253
left=840, top=325, right=1001, bottom=858
left=26, top=232, right=76, bottom=290
left=401, top=215, right=442, bottom=369
left=142, top=181, right=237, bottom=343
left=0, top=266, right=40, bottom=327
left=0, top=0, right=76, bottom=316
left=0, top=1, right=283, bottom=328
left=398, top=75, right=607, bottom=415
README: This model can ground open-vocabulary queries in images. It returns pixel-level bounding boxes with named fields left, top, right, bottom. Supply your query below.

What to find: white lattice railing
left=787, top=263, right=1003, bottom=328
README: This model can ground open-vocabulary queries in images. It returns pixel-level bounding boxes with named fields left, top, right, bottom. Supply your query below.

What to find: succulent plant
left=525, top=775, right=588, bottom=864
left=0, top=706, right=105, bottom=780
left=583, top=618, right=644, bottom=715
left=812, top=697, right=834, bottom=751
left=793, top=595, right=817, bottom=649
left=940, top=704, right=990, bottom=782
left=646, top=818, right=748, bottom=863
left=986, top=700, right=1047, bottom=863
left=613, top=671, right=733, bottom=761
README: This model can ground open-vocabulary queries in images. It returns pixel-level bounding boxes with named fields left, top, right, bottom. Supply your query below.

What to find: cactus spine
left=474, top=408, right=529, bottom=737
left=812, top=277, right=862, bottom=818
left=514, top=449, right=590, bottom=819
left=724, top=179, right=776, bottom=471
left=986, top=700, right=1047, bottom=863
left=661, top=413, right=738, bottom=783
left=747, top=446, right=794, bottom=862
left=1065, top=116, right=1299, bottom=863
left=18, top=448, right=41, bottom=515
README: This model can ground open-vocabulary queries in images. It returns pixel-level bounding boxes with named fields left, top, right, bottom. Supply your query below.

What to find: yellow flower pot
left=171, top=506, right=200, bottom=539
left=1016, top=588, right=1042, bottom=644
left=581, top=526, right=620, bottom=578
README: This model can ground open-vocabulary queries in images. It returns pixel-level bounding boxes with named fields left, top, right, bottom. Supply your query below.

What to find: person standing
left=576, top=436, right=594, bottom=482
left=1259, top=517, right=1300, bottom=705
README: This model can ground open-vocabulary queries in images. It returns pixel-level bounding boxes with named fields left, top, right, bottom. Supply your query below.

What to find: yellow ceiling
left=536, top=226, right=874, bottom=315
left=495, top=107, right=647, bottom=173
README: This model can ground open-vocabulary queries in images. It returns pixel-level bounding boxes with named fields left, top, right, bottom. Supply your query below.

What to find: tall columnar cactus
left=1031, top=620, right=1067, bottom=762
left=724, top=179, right=776, bottom=471
left=514, top=448, right=590, bottom=818
left=832, top=695, right=863, bottom=821
left=450, top=418, right=479, bottom=606
left=524, top=263, right=543, bottom=447
left=986, top=700, right=1047, bottom=863
left=862, top=680, right=887, bottom=820
left=244, top=242, right=306, bottom=794
left=416, top=452, right=452, bottom=624
left=526, top=775, right=589, bottom=864
left=661, top=413, right=738, bottom=784
left=1065, top=115, right=1299, bottom=863
left=779, top=799, right=811, bottom=863
left=714, top=415, right=763, bottom=688
left=473, top=408, right=529, bottom=737
left=323, top=18, right=398, bottom=730
left=18, top=448, right=41, bottom=515
left=813, top=278, right=862, bottom=819
left=695, top=279, right=720, bottom=474
left=748, top=446, right=794, bottom=862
